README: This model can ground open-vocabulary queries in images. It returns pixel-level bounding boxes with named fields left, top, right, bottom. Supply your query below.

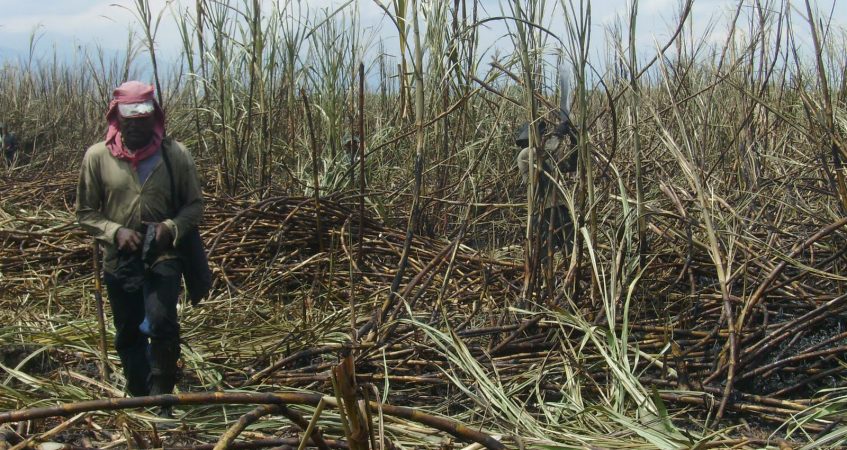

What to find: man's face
left=118, top=115, right=155, bottom=150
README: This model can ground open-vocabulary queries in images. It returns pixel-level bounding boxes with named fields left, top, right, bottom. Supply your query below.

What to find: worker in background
left=515, top=116, right=578, bottom=268
left=1, top=123, right=19, bottom=167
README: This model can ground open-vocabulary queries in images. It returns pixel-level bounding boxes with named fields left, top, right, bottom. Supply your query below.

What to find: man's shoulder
left=163, top=138, right=191, bottom=159
left=83, top=141, right=110, bottom=158
left=516, top=147, right=533, bottom=166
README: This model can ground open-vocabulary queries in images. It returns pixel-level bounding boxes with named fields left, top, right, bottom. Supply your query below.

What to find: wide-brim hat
left=514, top=121, right=548, bottom=149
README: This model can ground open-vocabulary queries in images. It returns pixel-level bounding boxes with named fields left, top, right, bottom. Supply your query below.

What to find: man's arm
left=517, top=147, right=532, bottom=183
left=162, top=143, right=203, bottom=246
left=76, top=149, right=123, bottom=245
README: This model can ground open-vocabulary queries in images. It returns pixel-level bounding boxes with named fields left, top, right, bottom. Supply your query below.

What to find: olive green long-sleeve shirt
left=75, top=138, right=203, bottom=273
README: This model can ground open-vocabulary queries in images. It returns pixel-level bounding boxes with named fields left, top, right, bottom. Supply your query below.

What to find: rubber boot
left=148, top=339, right=179, bottom=391
left=148, top=339, right=180, bottom=418
left=147, top=345, right=177, bottom=421
left=117, top=341, right=151, bottom=397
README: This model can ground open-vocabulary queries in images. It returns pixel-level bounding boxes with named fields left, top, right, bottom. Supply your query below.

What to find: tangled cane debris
left=1, top=169, right=846, bottom=448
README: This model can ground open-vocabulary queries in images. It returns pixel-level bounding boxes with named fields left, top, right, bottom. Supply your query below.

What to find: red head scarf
left=105, top=81, right=165, bottom=167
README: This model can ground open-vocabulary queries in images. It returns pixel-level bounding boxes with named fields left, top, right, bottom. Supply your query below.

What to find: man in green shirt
left=76, top=81, right=203, bottom=409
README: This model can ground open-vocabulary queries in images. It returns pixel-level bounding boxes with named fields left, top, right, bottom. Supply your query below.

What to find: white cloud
left=0, top=0, right=184, bottom=62
left=0, top=0, right=844, bottom=70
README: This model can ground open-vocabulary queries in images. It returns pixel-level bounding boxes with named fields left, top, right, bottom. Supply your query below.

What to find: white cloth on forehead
left=118, top=100, right=155, bottom=118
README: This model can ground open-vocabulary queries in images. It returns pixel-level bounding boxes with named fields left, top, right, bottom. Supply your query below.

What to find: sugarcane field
left=1, top=0, right=846, bottom=448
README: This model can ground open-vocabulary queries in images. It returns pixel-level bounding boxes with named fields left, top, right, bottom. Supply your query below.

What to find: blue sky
left=0, top=0, right=844, bottom=74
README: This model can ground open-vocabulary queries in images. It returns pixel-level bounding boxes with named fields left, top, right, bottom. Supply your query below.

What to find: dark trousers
left=536, top=205, right=574, bottom=258
left=104, top=259, right=182, bottom=397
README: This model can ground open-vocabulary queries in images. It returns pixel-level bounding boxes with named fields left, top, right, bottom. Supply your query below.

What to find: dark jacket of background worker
left=515, top=119, right=578, bottom=256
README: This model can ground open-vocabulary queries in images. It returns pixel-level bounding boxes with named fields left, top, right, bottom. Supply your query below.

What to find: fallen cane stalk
left=737, top=345, right=847, bottom=382
left=213, top=403, right=331, bottom=450
left=735, top=217, right=847, bottom=332
left=8, top=412, right=87, bottom=450
left=0, top=392, right=505, bottom=450
left=738, top=293, right=847, bottom=369
left=243, top=344, right=344, bottom=386
left=164, top=438, right=350, bottom=450
left=490, top=314, right=544, bottom=355
left=771, top=365, right=845, bottom=398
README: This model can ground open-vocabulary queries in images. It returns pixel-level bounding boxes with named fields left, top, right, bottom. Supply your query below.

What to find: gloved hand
left=116, top=227, right=142, bottom=252
left=154, top=222, right=174, bottom=249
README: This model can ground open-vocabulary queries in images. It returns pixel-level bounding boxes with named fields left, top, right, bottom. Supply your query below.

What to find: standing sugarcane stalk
left=302, top=89, right=323, bottom=324
left=358, top=63, right=366, bottom=267
left=91, top=242, right=109, bottom=382
left=359, top=0, right=426, bottom=342
left=392, top=0, right=409, bottom=123
left=628, top=0, right=647, bottom=267
left=301, top=89, right=324, bottom=254
left=803, top=0, right=847, bottom=215
left=568, top=0, right=595, bottom=304
left=509, top=0, right=541, bottom=304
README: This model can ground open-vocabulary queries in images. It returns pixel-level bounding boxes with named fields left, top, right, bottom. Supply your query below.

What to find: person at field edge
left=342, top=133, right=361, bottom=166
left=515, top=118, right=578, bottom=264
left=1, top=123, right=19, bottom=166
left=75, top=81, right=203, bottom=414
